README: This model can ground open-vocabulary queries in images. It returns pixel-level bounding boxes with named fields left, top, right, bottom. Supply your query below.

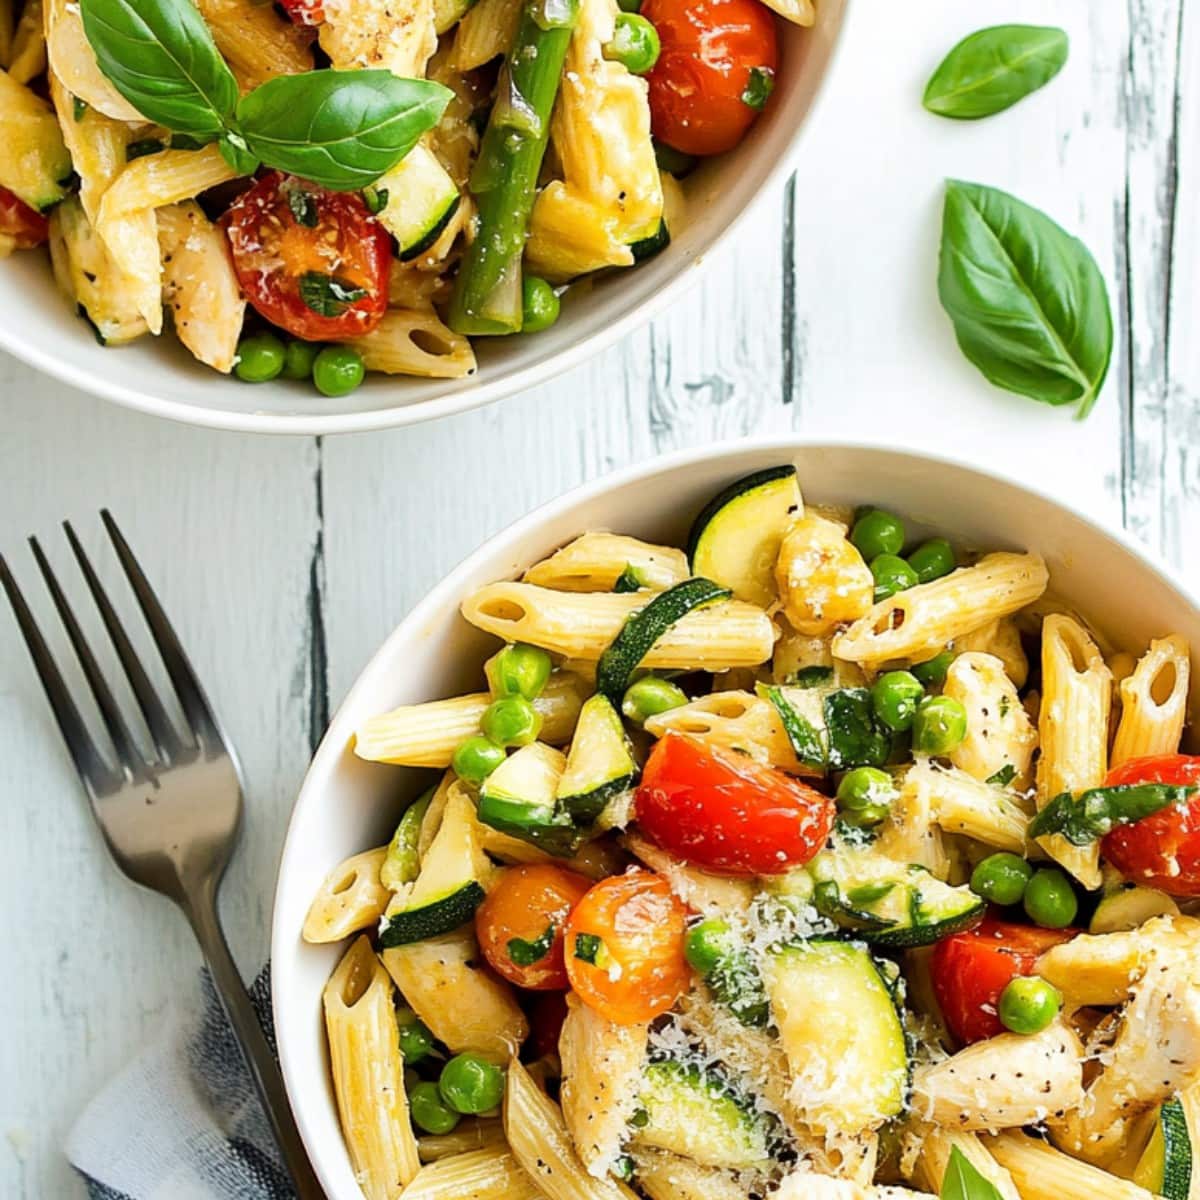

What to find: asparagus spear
left=448, top=0, right=580, bottom=335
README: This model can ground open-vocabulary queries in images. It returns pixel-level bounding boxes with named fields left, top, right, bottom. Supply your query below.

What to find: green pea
left=410, top=1081, right=461, bottom=1134
left=397, top=1007, right=435, bottom=1064
left=439, top=1053, right=505, bottom=1115
left=836, top=767, right=897, bottom=816
left=998, top=975, right=1062, bottom=1036
left=850, top=508, right=906, bottom=561
left=912, top=695, right=968, bottom=756
left=870, top=553, right=920, bottom=602
left=281, top=339, right=320, bottom=380
left=1024, top=868, right=1078, bottom=929
left=603, top=12, right=660, bottom=74
left=521, top=276, right=560, bottom=333
left=970, top=852, right=1034, bottom=907
left=480, top=696, right=542, bottom=748
left=907, top=537, right=956, bottom=584
left=312, top=345, right=365, bottom=397
left=838, top=802, right=892, bottom=829
left=622, top=675, right=688, bottom=725
left=487, top=643, right=553, bottom=701
left=684, top=919, right=732, bottom=976
left=912, top=650, right=955, bottom=686
left=871, top=670, right=925, bottom=732
left=234, top=332, right=285, bottom=382
left=452, top=735, right=506, bottom=784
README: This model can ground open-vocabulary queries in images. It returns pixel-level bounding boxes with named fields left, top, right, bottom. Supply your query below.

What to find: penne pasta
left=323, top=936, right=421, bottom=1199
left=49, top=75, right=132, bottom=224
left=45, top=0, right=141, bottom=119
left=832, top=553, right=1049, bottom=667
left=1035, top=615, right=1112, bottom=890
left=7, top=0, right=44, bottom=83
left=461, top=583, right=777, bottom=669
left=630, top=1148, right=751, bottom=1200
left=986, top=1131, right=1156, bottom=1200
left=302, top=847, right=390, bottom=943
left=906, top=757, right=1030, bottom=854
left=417, top=1119, right=507, bottom=1162
left=196, top=0, right=313, bottom=89
left=403, top=1145, right=543, bottom=1200
left=523, top=533, right=689, bottom=593
left=97, top=144, right=241, bottom=221
left=345, top=308, right=477, bottom=379
left=1111, top=635, right=1191, bottom=767
left=623, top=831, right=755, bottom=913
left=452, top=0, right=521, bottom=70
left=910, top=1127, right=1019, bottom=1200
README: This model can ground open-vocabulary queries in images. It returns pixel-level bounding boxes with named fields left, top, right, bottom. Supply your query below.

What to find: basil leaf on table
left=79, top=0, right=237, bottom=137
left=941, top=1146, right=1005, bottom=1200
left=938, top=180, right=1113, bottom=418
left=235, top=71, right=452, bottom=192
left=924, top=25, right=1069, bottom=120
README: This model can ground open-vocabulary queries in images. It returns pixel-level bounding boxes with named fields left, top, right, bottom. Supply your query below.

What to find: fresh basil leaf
left=218, top=131, right=260, bottom=176
left=573, top=932, right=603, bottom=964
left=125, top=136, right=164, bottom=160
left=791, top=665, right=833, bottom=688
left=73, top=96, right=89, bottom=122
left=986, top=764, right=1017, bottom=787
left=938, top=180, right=1113, bottom=418
left=941, top=1145, right=1004, bottom=1200
left=236, top=70, right=452, bottom=191
left=507, top=923, right=556, bottom=967
left=1028, top=782, right=1195, bottom=845
left=299, top=272, right=369, bottom=317
left=741, top=66, right=775, bottom=111
left=924, top=25, right=1068, bottom=120
left=286, top=183, right=319, bottom=228
left=79, top=0, right=237, bottom=137
left=824, top=688, right=892, bottom=770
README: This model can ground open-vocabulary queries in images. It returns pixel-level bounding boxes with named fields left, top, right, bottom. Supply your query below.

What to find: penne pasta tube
left=346, top=309, right=477, bottom=379
left=906, top=757, right=1031, bottom=855
left=623, top=831, right=756, bottom=913
left=403, top=1145, right=543, bottom=1200
left=7, top=0, right=44, bottom=83
left=323, top=936, right=421, bottom=1199
left=354, top=670, right=586, bottom=766
left=302, top=847, right=389, bottom=944
left=523, top=533, right=689, bottom=593
left=452, top=0, right=521, bottom=71
left=504, top=1058, right=640, bottom=1200
left=986, top=1131, right=1156, bottom=1200
left=461, top=583, right=776, bottom=669
left=46, top=0, right=142, bottom=119
left=416, top=1118, right=507, bottom=1162
left=97, top=145, right=241, bottom=221
left=196, top=0, right=313, bottom=89
left=1111, top=635, right=1191, bottom=767
left=49, top=75, right=132, bottom=224
left=910, top=1127, right=1019, bottom=1200
left=1035, top=615, right=1111, bottom=890
left=630, top=1148, right=750, bottom=1200
left=832, top=553, right=1049, bottom=667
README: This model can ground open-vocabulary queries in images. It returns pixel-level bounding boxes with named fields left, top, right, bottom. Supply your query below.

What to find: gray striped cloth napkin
left=66, top=966, right=297, bottom=1200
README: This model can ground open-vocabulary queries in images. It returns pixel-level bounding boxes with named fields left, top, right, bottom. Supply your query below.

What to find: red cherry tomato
left=931, top=917, right=1077, bottom=1045
left=1101, top=754, right=1200, bottom=895
left=220, top=171, right=390, bottom=341
left=641, top=0, right=778, bottom=157
left=564, top=869, right=690, bottom=1024
left=475, top=863, right=592, bottom=991
left=0, top=187, right=49, bottom=248
left=529, top=990, right=569, bottom=1059
left=278, top=0, right=323, bottom=24
left=635, top=733, right=834, bottom=875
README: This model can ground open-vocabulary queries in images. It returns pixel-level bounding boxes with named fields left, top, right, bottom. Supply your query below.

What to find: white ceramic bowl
left=272, top=437, right=1200, bottom=1198
left=0, top=7, right=846, bottom=434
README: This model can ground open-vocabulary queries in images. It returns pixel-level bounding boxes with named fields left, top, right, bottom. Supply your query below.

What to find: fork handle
left=183, top=884, right=327, bottom=1200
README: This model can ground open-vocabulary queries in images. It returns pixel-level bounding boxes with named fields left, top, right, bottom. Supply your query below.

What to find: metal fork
left=1, top=511, right=323, bottom=1200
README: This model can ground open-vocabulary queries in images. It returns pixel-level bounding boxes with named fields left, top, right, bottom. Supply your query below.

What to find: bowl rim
left=0, top=13, right=849, bottom=436
left=271, top=433, right=1200, bottom=1197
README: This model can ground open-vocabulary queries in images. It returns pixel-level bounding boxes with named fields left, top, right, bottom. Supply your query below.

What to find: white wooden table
left=1, top=1, right=1195, bottom=1194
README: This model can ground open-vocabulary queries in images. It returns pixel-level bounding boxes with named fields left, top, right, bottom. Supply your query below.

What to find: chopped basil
left=741, top=66, right=775, bottom=111
left=507, top=923, right=556, bottom=967
left=614, top=563, right=649, bottom=593
left=791, top=665, right=834, bottom=688
left=73, top=96, right=89, bottom=122
left=125, top=137, right=165, bottom=161
left=1028, top=782, right=1196, bottom=846
left=287, top=186, right=319, bottom=228
left=986, top=764, right=1017, bottom=787
left=824, top=688, right=893, bottom=771
left=298, top=271, right=368, bottom=317
left=573, top=932, right=603, bottom=964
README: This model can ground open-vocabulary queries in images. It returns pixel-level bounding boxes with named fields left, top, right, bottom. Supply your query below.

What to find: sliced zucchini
left=823, top=687, right=893, bottom=771
left=767, top=940, right=907, bottom=1133
left=0, top=71, right=73, bottom=211
left=373, top=144, right=461, bottom=261
left=478, top=742, right=581, bottom=856
left=633, top=1061, right=769, bottom=1169
left=380, top=791, right=490, bottom=945
left=630, top=219, right=669, bottom=263
left=1090, top=884, right=1180, bottom=934
left=596, top=577, right=730, bottom=703
left=614, top=563, right=650, bottom=593
left=761, top=683, right=827, bottom=770
left=686, top=466, right=802, bottom=608
left=555, top=694, right=639, bottom=826
left=809, top=847, right=983, bottom=947
left=380, top=784, right=435, bottom=890
left=1133, top=1099, right=1193, bottom=1200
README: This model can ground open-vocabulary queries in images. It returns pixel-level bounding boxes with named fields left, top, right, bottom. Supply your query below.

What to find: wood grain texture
left=0, top=2, right=1195, bottom=1196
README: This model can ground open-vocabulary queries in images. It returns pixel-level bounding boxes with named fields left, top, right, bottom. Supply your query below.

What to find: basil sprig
left=941, top=1146, right=1004, bottom=1200
left=79, top=0, right=450, bottom=190
left=924, top=25, right=1069, bottom=120
left=938, top=180, right=1113, bottom=418
left=1029, top=782, right=1195, bottom=846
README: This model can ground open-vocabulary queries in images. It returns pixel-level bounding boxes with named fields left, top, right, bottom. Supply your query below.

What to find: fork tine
left=0, top=553, right=120, bottom=797
left=29, top=537, right=154, bottom=785
left=63, top=521, right=188, bottom=765
left=100, top=510, right=223, bottom=753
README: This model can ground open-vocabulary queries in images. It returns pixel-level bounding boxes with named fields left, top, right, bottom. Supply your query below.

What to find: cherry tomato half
left=278, top=0, right=324, bottom=24
left=635, top=733, right=834, bottom=875
left=0, top=187, right=49, bottom=249
left=641, top=0, right=778, bottom=157
left=1102, top=754, right=1200, bottom=895
left=930, top=917, right=1077, bottom=1045
left=564, top=869, right=690, bottom=1024
left=221, top=172, right=390, bottom=341
left=475, top=863, right=592, bottom=991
